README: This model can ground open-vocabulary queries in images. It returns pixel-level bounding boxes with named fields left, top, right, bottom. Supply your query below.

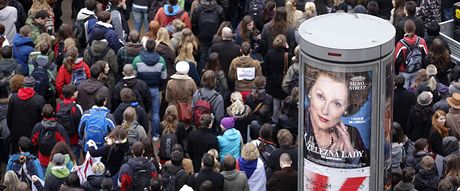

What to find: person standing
left=267, top=153, right=297, bottom=191
left=0, top=0, right=17, bottom=43
left=447, top=93, right=460, bottom=139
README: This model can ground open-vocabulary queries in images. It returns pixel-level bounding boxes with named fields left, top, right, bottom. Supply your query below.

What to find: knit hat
left=52, top=153, right=65, bottom=166
left=447, top=93, right=460, bottom=109
left=36, top=55, right=49, bottom=66
left=449, top=82, right=460, bottom=96
left=175, top=61, right=190, bottom=75
left=417, top=91, right=433, bottom=106
left=23, top=76, right=36, bottom=88
left=438, top=84, right=449, bottom=95
left=426, top=64, right=437, bottom=76
left=220, top=117, right=235, bottom=130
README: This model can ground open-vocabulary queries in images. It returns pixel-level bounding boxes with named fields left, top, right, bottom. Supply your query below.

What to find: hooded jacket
left=12, top=34, right=34, bottom=74
left=113, top=102, right=150, bottom=133
left=132, top=50, right=167, bottom=87
left=88, top=22, right=124, bottom=52
left=393, top=181, right=417, bottom=191
left=76, top=79, right=111, bottom=111
left=44, top=165, right=70, bottom=191
left=228, top=56, right=263, bottom=92
left=55, top=59, right=90, bottom=99
left=165, top=74, right=197, bottom=104
left=171, top=30, right=183, bottom=52
left=117, top=42, right=143, bottom=68
left=413, top=169, right=440, bottom=191
left=7, top=88, right=45, bottom=141
left=406, top=104, right=434, bottom=141
left=0, top=6, right=17, bottom=43
left=194, top=167, right=225, bottom=191
left=392, top=143, right=404, bottom=171
left=88, top=141, right=129, bottom=176
left=221, top=170, right=249, bottom=191
left=82, top=174, right=104, bottom=191
left=394, top=35, right=429, bottom=74
left=192, top=88, right=224, bottom=123
left=112, top=77, right=152, bottom=111
left=154, top=5, right=191, bottom=30
left=45, top=154, right=75, bottom=179
left=31, top=118, right=70, bottom=166
left=118, top=157, right=158, bottom=191
left=405, top=151, right=429, bottom=171
left=83, top=40, right=118, bottom=89
left=155, top=42, right=176, bottom=79
left=0, top=58, right=22, bottom=75
left=109, top=6, right=129, bottom=43
left=217, top=128, right=242, bottom=160
left=76, top=8, right=96, bottom=21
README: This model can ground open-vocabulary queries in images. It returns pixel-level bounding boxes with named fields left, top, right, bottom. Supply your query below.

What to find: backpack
left=84, top=109, right=110, bottom=151
left=401, top=37, right=423, bottom=73
left=127, top=124, right=140, bottom=146
left=56, top=102, right=77, bottom=136
left=160, top=167, right=186, bottom=191
left=71, top=66, right=88, bottom=87
left=131, top=166, right=151, bottom=191
left=87, top=46, right=110, bottom=66
left=73, top=15, right=97, bottom=49
left=198, top=6, right=220, bottom=40
left=165, top=10, right=185, bottom=34
left=193, top=89, right=219, bottom=128
left=31, top=64, right=51, bottom=98
left=38, top=127, right=58, bottom=155
left=54, top=41, right=65, bottom=68
left=159, top=133, right=178, bottom=160
left=12, top=155, right=37, bottom=185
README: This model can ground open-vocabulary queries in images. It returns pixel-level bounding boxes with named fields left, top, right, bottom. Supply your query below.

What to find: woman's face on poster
left=309, top=74, right=349, bottom=130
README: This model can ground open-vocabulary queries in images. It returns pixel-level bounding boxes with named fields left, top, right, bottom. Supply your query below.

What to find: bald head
left=279, top=153, right=292, bottom=169
left=222, top=27, right=233, bottom=40
left=123, top=64, right=136, bottom=77
left=128, top=30, right=140, bottom=43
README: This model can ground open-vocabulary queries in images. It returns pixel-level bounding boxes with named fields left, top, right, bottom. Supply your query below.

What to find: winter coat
left=264, top=48, right=289, bottom=99
left=282, top=61, right=299, bottom=94
left=83, top=40, right=118, bottom=89
left=237, top=158, right=267, bottom=191
left=187, top=128, right=218, bottom=172
left=267, top=167, right=297, bottom=191
left=405, top=151, right=429, bottom=171
left=413, top=169, right=440, bottom=191
left=109, top=7, right=129, bottom=43
left=155, top=42, right=176, bottom=79
left=221, top=170, right=249, bottom=191
left=117, top=42, right=143, bottom=70
left=228, top=56, right=263, bottom=92
left=31, top=118, right=70, bottom=166
left=394, top=181, right=418, bottom=191
left=76, top=79, right=111, bottom=111
left=55, top=59, right=90, bottom=99
left=12, top=34, right=34, bottom=74
left=392, top=142, right=404, bottom=172
left=425, top=55, right=454, bottom=86
left=395, top=16, right=426, bottom=44
left=82, top=175, right=104, bottom=191
left=394, top=87, right=416, bottom=134
left=0, top=6, right=17, bottom=43
left=394, top=35, right=429, bottom=74
left=417, top=0, right=442, bottom=26
left=78, top=106, right=116, bottom=151
left=44, top=154, right=75, bottom=179
left=44, top=166, right=70, bottom=191
left=88, top=22, right=124, bottom=52
left=190, top=2, right=225, bottom=42
left=192, top=88, right=225, bottom=123
left=447, top=108, right=460, bottom=139
left=9, top=0, right=25, bottom=34
left=429, top=128, right=446, bottom=156
left=209, top=39, right=241, bottom=75
left=268, top=145, right=298, bottom=173
left=194, top=168, right=225, bottom=191
left=6, top=152, right=44, bottom=179
left=132, top=50, right=167, bottom=88
left=27, top=20, right=46, bottom=45
left=7, top=88, right=45, bottom=141
left=88, top=142, right=129, bottom=176
left=217, top=128, right=242, bottom=160
left=406, top=104, right=434, bottom=141
left=112, top=77, right=152, bottom=112
left=245, top=90, right=274, bottom=123
left=0, top=58, right=22, bottom=75
left=118, top=157, right=158, bottom=191
left=276, top=114, right=298, bottom=141
left=433, top=97, right=450, bottom=113
left=260, top=21, right=296, bottom=56
left=165, top=74, right=197, bottom=104
left=154, top=5, right=191, bottom=29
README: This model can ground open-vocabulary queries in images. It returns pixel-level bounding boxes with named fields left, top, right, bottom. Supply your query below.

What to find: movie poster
left=303, top=65, right=372, bottom=191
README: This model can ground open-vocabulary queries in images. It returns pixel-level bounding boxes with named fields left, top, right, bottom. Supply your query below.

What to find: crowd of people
left=0, top=0, right=456, bottom=190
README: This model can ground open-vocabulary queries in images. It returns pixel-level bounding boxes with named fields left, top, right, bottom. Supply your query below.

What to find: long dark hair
left=239, top=15, right=254, bottom=43
left=271, top=7, right=288, bottom=38
left=50, top=142, right=77, bottom=162
left=205, top=52, right=221, bottom=72
left=258, top=123, right=275, bottom=153
left=429, top=38, right=450, bottom=72
left=54, top=24, right=74, bottom=44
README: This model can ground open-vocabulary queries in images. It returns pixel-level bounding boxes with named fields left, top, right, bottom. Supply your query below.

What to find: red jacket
left=55, top=59, right=90, bottom=99
left=31, top=118, right=70, bottom=166
left=394, top=35, right=429, bottom=73
left=154, top=7, right=192, bottom=29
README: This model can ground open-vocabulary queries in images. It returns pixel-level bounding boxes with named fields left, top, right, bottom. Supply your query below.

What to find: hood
left=234, top=56, right=258, bottom=67
left=199, top=0, right=217, bottom=7
left=170, top=74, right=192, bottom=80
left=91, top=40, right=110, bottom=54
left=87, top=175, right=104, bottom=187
left=220, top=128, right=241, bottom=142
left=77, top=8, right=96, bottom=20
left=127, top=157, right=151, bottom=171
left=121, top=78, right=139, bottom=88
left=95, top=21, right=113, bottom=29
left=41, top=118, right=58, bottom=128
left=72, top=59, right=86, bottom=70
left=443, top=137, right=459, bottom=155
left=126, top=42, right=143, bottom=55
left=140, top=51, right=160, bottom=66
left=0, top=6, right=15, bottom=20
left=18, top=88, right=35, bottom=100
left=164, top=4, right=182, bottom=16
left=221, top=170, right=239, bottom=181
left=13, top=34, right=34, bottom=47
left=80, top=79, right=105, bottom=95
left=402, top=35, right=421, bottom=45
left=51, top=166, right=70, bottom=179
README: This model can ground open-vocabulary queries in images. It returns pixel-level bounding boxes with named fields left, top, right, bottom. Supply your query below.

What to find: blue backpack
left=70, top=66, right=87, bottom=87
left=83, top=108, right=110, bottom=151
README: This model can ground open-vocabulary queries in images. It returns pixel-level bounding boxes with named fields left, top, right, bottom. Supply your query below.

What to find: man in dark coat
left=112, top=64, right=152, bottom=112
left=193, top=153, right=224, bottom=191
left=117, top=30, right=143, bottom=77
left=209, top=27, right=241, bottom=76
left=88, top=11, right=124, bottom=52
left=268, top=129, right=298, bottom=176
left=7, top=76, right=45, bottom=153
left=267, top=153, right=297, bottom=191
left=393, top=74, right=416, bottom=135
left=395, top=1, right=425, bottom=44
left=77, top=64, right=111, bottom=111
left=187, top=114, right=219, bottom=172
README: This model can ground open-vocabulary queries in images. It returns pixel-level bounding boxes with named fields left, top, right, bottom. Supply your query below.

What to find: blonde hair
left=272, top=34, right=287, bottom=49
left=178, top=28, right=199, bottom=53
left=64, top=38, right=76, bottom=49
left=161, top=105, right=178, bottom=134
left=122, top=107, right=137, bottom=129
left=35, top=33, right=52, bottom=50
left=29, top=0, right=53, bottom=18
left=176, top=42, right=196, bottom=64
left=173, top=19, right=186, bottom=32
left=3, top=171, right=19, bottom=191
left=156, top=27, right=172, bottom=49
left=304, top=2, right=317, bottom=18
left=228, top=92, right=245, bottom=115
left=241, top=143, right=260, bottom=161
left=182, top=158, right=194, bottom=175
left=92, top=162, right=106, bottom=175
left=285, top=0, right=297, bottom=26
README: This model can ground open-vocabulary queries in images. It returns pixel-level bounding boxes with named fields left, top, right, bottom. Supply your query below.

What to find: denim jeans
left=149, top=87, right=161, bottom=138
left=132, top=6, right=149, bottom=33
left=402, top=72, right=418, bottom=89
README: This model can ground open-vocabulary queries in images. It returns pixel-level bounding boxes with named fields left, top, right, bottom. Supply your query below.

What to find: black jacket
left=407, top=104, right=434, bottom=141
left=393, top=87, right=416, bottom=135
left=424, top=54, right=455, bottom=86
left=191, top=2, right=225, bottom=43
left=82, top=175, right=104, bottom=191
left=429, top=128, right=446, bottom=156
left=267, top=145, right=298, bottom=174
left=88, top=142, right=130, bottom=176
left=193, top=168, right=224, bottom=191
left=267, top=167, right=297, bottom=191
left=413, top=170, right=440, bottom=191
left=112, top=77, right=152, bottom=112
left=77, top=79, right=111, bottom=111
left=0, top=58, right=22, bottom=75
left=113, top=102, right=150, bottom=133
left=395, top=16, right=426, bottom=44
left=156, top=42, right=176, bottom=80
left=161, top=164, right=191, bottom=191
left=209, top=40, right=241, bottom=75
left=264, top=48, right=289, bottom=99
left=187, top=128, right=219, bottom=173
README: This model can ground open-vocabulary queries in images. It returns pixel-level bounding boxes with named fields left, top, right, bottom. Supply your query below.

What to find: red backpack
left=193, top=89, right=219, bottom=127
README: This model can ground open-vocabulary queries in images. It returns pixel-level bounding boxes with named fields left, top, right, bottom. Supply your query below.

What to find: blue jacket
left=88, top=22, right=124, bottom=52
left=217, top=128, right=242, bottom=161
left=7, top=152, right=44, bottom=179
left=12, top=34, right=34, bottom=74
left=132, top=51, right=167, bottom=87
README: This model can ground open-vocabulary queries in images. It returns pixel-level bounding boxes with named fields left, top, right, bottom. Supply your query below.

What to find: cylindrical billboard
left=297, top=13, right=395, bottom=191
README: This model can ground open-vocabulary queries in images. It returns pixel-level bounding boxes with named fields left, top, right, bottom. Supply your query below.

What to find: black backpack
left=56, top=102, right=77, bottom=136
left=38, top=127, right=58, bottom=155
left=131, top=166, right=151, bottom=191
left=247, top=0, right=265, bottom=27
left=31, top=63, right=51, bottom=99
left=55, top=41, right=65, bottom=68
left=161, top=167, right=186, bottom=191
left=87, top=46, right=110, bottom=66
left=198, top=6, right=220, bottom=40
left=159, top=133, right=178, bottom=160
left=73, top=15, right=97, bottom=49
